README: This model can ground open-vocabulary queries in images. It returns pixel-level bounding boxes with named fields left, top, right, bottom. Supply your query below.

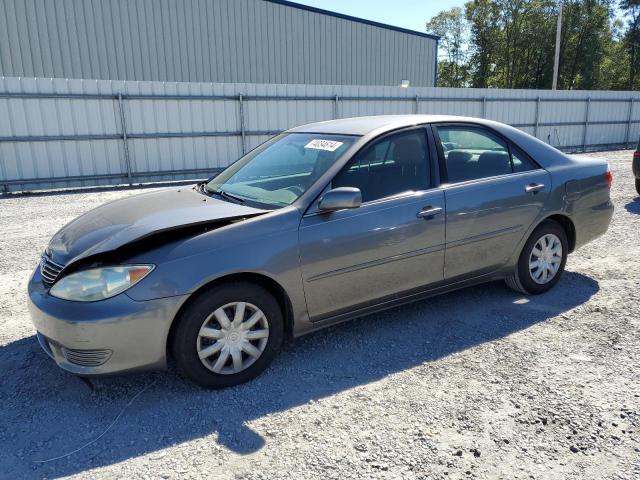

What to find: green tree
left=427, top=0, right=633, bottom=90
left=558, top=1, right=614, bottom=90
left=465, top=0, right=502, bottom=87
left=498, top=0, right=557, bottom=88
left=621, top=0, right=640, bottom=89
left=426, top=7, right=471, bottom=87
left=464, top=0, right=557, bottom=88
left=599, top=18, right=630, bottom=89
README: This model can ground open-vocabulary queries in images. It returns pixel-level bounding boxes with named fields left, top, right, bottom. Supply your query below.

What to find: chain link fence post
left=534, top=97, right=541, bottom=138
left=582, top=97, right=591, bottom=152
left=625, top=98, right=634, bottom=148
left=239, top=93, right=246, bottom=155
left=116, top=92, right=132, bottom=184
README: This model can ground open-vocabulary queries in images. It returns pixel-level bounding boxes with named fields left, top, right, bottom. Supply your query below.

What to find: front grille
left=40, top=253, right=65, bottom=287
left=61, top=347, right=113, bottom=367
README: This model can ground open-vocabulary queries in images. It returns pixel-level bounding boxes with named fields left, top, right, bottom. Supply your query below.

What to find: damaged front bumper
left=28, top=266, right=187, bottom=376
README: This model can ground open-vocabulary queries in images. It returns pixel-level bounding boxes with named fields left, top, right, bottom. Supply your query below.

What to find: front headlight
left=49, top=265, right=154, bottom=302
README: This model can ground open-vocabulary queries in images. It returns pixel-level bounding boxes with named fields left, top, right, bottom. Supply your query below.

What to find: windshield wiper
left=210, top=189, right=246, bottom=205
left=195, top=183, right=245, bottom=204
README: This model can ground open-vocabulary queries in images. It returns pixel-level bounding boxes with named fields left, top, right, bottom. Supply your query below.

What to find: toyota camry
left=28, top=115, right=614, bottom=388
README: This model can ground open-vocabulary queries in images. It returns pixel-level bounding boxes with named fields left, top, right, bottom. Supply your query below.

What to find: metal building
left=0, top=0, right=439, bottom=87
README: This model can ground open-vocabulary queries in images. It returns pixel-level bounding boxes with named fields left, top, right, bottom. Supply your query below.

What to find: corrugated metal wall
left=0, top=0, right=438, bottom=87
left=1, top=76, right=638, bottom=192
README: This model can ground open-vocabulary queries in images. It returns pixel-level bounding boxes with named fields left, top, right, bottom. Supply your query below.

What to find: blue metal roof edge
left=264, top=0, right=441, bottom=41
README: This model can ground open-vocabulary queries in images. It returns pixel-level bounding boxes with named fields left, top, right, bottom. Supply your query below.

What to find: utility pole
left=552, top=2, right=562, bottom=90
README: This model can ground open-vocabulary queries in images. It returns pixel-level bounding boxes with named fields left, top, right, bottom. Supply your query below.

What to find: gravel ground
left=0, top=150, right=638, bottom=480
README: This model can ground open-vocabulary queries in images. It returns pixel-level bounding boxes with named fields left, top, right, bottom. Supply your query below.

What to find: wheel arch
left=166, top=272, right=295, bottom=359
left=540, top=213, right=576, bottom=253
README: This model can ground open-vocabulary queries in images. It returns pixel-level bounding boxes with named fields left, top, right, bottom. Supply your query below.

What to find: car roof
left=286, top=114, right=577, bottom=171
left=285, top=114, right=501, bottom=136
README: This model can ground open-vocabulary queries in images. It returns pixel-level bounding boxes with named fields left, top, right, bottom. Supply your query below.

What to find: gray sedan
left=28, top=115, right=614, bottom=388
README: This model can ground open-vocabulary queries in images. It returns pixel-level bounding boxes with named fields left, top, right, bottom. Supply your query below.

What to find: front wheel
left=635, top=178, right=640, bottom=195
left=171, top=282, right=284, bottom=388
left=505, top=220, right=568, bottom=295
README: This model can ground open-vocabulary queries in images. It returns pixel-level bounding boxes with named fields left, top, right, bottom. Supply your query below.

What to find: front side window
left=206, top=133, right=357, bottom=208
left=436, top=126, right=535, bottom=183
left=332, top=129, right=430, bottom=202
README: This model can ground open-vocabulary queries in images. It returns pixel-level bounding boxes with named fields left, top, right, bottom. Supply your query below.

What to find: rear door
left=298, top=127, right=446, bottom=320
left=433, top=124, right=551, bottom=280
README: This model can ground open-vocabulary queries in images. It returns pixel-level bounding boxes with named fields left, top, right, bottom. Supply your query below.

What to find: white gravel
left=0, top=150, right=638, bottom=480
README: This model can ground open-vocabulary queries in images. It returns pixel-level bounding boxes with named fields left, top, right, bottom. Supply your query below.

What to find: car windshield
left=205, top=133, right=357, bottom=208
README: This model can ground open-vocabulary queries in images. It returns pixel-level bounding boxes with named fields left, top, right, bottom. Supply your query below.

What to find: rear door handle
left=417, top=206, right=443, bottom=219
left=525, top=183, right=545, bottom=194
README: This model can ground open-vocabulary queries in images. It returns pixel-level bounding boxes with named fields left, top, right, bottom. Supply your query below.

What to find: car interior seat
left=391, top=136, right=427, bottom=191
left=445, top=150, right=473, bottom=183
left=477, top=151, right=511, bottom=178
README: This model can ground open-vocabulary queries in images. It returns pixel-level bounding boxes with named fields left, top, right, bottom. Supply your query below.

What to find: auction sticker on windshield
left=304, top=139, right=344, bottom=152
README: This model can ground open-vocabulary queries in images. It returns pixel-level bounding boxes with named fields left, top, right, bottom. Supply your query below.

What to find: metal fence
left=1, top=76, right=639, bottom=192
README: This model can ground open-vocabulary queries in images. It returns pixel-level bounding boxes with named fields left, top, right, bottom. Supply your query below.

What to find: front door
left=298, top=127, right=446, bottom=320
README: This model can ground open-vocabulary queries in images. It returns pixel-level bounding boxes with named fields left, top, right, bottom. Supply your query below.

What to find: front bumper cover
left=28, top=267, right=187, bottom=376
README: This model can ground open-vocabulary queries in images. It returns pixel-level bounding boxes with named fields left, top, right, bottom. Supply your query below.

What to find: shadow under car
left=0, top=271, right=598, bottom=478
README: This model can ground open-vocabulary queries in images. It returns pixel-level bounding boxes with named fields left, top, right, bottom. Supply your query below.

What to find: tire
left=636, top=178, right=640, bottom=195
left=505, top=220, right=568, bottom=295
left=171, top=282, right=284, bottom=389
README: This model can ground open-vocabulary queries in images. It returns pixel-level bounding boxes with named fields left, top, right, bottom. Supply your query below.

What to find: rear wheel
left=171, top=282, right=284, bottom=388
left=636, top=178, right=640, bottom=195
left=505, top=220, right=568, bottom=295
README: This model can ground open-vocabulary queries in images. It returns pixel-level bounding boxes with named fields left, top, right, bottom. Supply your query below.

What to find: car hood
left=47, top=187, right=269, bottom=266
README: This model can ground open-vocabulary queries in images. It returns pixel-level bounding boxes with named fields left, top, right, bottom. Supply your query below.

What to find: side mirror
left=317, top=187, right=362, bottom=212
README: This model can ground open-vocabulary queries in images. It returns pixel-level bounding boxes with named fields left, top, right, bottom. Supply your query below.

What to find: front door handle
left=417, top=206, right=443, bottom=219
left=525, top=183, right=545, bottom=194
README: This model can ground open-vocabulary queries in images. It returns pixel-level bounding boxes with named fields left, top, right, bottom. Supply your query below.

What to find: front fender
left=124, top=208, right=309, bottom=329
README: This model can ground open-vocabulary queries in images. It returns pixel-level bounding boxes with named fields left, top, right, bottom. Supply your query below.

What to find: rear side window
left=332, top=129, right=430, bottom=202
left=511, top=147, right=537, bottom=172
left=436, top=126, right=535, bottom=183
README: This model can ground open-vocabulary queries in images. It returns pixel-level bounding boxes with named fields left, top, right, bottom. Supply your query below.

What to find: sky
left=289, top=0, right=466, bottom=35
left=289, top=1, right=627, bottom=36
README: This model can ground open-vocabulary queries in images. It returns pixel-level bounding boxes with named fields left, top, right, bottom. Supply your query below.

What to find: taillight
left=634, top=151, right=640, bottom=160
left=605, top=169, right=613, bottom=189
